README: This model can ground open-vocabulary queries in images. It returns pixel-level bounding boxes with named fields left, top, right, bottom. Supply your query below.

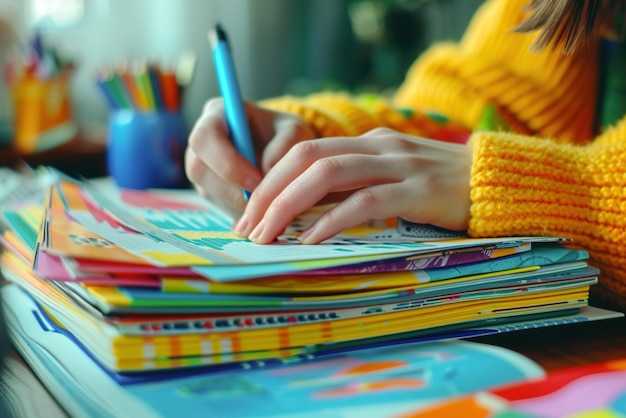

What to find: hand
left=232, top=128, right=473, bottom=244
left=185, top=98, right=317, bottom=211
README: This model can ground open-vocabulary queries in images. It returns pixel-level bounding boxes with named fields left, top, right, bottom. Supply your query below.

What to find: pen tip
left=208, top=24, right=227, bottom=48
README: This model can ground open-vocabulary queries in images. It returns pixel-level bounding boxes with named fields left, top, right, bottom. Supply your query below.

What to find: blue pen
left=209, top=24, right=257, bottom=200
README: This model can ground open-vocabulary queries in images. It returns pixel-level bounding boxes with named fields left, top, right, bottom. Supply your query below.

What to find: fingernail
left=232, top=215, right=248, bottom=236
left=296, top=227, right=314, bottom=244
left=248, top=219, right=265, bottom=241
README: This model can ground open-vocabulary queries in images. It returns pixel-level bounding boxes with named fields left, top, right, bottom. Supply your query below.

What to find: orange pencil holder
left=11, top=75, right=78, bottom=155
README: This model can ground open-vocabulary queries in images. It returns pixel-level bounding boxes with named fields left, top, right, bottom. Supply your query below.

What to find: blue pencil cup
left=107, top=110, right=189, bottom=190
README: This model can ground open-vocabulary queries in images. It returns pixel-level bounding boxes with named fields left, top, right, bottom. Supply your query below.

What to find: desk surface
left=3, top=315, right=626, bottom=418
left=472, top=315, right=626, bottom=371
left=0, top=137, right=106, bottom=179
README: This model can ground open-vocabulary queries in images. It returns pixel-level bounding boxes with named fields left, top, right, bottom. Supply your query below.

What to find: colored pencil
left=117, top=62, right=148, bottom=111
left=159, top=68, right=180, bottom=111
left=95, top=58, right=192, bottom=113
left=101, top=69, right=132, bottom=109
left=147, top=64, right=164, bottom=110
left=135, top=63, right=156, bottom=110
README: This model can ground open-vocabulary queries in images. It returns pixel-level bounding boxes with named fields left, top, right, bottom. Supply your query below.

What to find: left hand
left=185, top=99, right=317, bottom=212
left=232, top=128, right=473, bottom=244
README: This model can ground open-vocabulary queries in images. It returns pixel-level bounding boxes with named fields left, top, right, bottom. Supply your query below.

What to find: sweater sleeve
left=259, top=92, right=470, bottom=142
left=261, top=0, right=599, bottom=145
left=468, top=123, right=626, bottom=308
left=392, top=0, right=599, bottom=144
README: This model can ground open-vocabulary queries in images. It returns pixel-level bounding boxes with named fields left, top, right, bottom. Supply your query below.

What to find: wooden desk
left=0, top=136, right=106, bottom=179
left=472, top=315, right=626, bottom=371
left=3, top=315, right=625, bottom=417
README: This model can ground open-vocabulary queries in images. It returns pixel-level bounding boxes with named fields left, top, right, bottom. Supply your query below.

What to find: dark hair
left=515, top=0, right=625, bottom=53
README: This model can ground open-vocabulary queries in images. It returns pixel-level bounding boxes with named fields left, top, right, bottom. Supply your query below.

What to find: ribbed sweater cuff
left=468, top=131, right=589, bottom=238
left=469, top=130, right=626, bottom=249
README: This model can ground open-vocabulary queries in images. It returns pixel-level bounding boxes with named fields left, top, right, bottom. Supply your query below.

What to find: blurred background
left=0, top=0, right=482, bottom=176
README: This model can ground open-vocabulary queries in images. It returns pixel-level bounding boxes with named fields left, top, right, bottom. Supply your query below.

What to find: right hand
left=185, top=98, right=317, bottom=212
left=233, top=128, right=472, bottom=244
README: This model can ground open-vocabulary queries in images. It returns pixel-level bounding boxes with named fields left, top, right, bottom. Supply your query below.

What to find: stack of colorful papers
left=0, top=169, right=611, bottom=378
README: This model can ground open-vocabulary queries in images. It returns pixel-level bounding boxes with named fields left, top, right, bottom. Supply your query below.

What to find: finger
left=247, top=136, right=384, bottom=213
left=296, top=182, right=415, bottom=244
left=261, top=117, right=317, bottom=173
left=185, top=148, right=247, bottom=211
left=246, top=154, right=404, bottom=243
left=188, top=100, right=262, bottom=193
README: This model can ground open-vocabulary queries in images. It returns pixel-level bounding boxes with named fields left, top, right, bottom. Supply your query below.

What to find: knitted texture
left=262, top=0, right=598, bottom=143
left=259, top=96, right=350, bottom=138
left=468, top=129, right=626, bottom=310
left=393, top=0, right=599, bottom=144
left=260, top=93, right=470, bottom=140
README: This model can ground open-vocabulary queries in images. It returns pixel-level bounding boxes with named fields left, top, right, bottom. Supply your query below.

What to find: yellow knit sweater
left=260, top=0, right=626, bottom=311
